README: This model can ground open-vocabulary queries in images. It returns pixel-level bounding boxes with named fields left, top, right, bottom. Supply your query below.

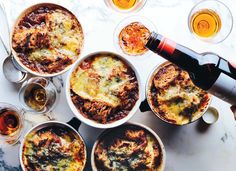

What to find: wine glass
left=18, top=77, right=59, bottom=114
left=188, top=0, right=233, bottom=43
left=0, top=102, right=24, bottom=145
left=104, top=0, right=147, bottom=13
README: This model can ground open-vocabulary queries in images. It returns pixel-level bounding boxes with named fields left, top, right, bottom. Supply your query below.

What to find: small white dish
left=202, top=107, right=219, bottom=124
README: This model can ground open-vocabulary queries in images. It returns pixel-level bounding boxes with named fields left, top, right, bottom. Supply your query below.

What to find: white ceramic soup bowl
left=91, top=122, right=166, bottom=171
left=66, top=51, right=141, bottom=129
left=19, top=118, right=87, bottom=171
left=11, top=3, right=84, bottom=77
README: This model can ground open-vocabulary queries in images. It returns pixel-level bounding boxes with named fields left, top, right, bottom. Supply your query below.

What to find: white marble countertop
left=0, top=0, right=236, bottom=170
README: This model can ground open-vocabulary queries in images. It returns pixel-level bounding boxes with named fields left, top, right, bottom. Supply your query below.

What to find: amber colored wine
left=24, top=83, right=47, bottom=111
left=146, top=32, right=236, bottom=105
left=0, top=109, right=20, bottom=136
left=190, top=9, right=221, bottom=37
left=112, top=0, right=136, bottom=9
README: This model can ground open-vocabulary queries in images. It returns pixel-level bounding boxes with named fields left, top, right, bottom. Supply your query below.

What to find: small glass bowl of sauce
left=114, top=16, right=157, bottom=58
left=104, top=0, right=147, bottom=13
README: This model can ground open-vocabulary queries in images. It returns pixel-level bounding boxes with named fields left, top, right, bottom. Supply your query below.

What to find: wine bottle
left=146, top=32, right=236, bottom=106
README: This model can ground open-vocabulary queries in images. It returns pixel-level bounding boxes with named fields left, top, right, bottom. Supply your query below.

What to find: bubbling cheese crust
left=148, top=63, right=211, bottom=125
left=94, top=125, right=164, bottom=171
left=12, top=4, right=84, bottom=75
left=22, top=126, right=86, bottom=171
left=70, top=54, right=139, bottom=124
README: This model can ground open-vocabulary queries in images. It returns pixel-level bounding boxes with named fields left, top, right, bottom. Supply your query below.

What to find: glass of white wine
left=18, top=77, right=59, bottom=114
left=188, top=0, right=233, bottom=43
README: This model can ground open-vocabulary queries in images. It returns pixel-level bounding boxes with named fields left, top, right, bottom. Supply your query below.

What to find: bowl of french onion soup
left=66, top=52, right=141, bottom=128
left=20, top=120, right=87, bottom=171
left=91, top=123, right=166, bottom=171
left=146, top=61, right=211, bottom=125
left=11, top=3, right=84, bottom=77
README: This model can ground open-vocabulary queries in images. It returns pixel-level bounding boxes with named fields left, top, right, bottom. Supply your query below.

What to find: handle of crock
left=67, top=117, right=81, bottom=131
left=139, top=99, right=151, bottom=112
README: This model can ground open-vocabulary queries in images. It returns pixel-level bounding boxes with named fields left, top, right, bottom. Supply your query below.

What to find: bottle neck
left=146, top=32, right=201, bottom=72
left=146, top=33, right=176, bottom=55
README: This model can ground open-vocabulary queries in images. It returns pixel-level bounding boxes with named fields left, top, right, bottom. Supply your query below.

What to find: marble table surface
left=1, top=0, right=236, bottom=170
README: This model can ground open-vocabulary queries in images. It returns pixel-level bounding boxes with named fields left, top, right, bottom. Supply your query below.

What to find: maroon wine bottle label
left=158, top=38, right=177, bottom=55
left=209, top=73, right=236, bottom=105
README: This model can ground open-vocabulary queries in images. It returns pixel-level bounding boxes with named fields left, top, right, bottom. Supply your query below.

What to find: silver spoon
left=0, top=3, right=28, bottom=83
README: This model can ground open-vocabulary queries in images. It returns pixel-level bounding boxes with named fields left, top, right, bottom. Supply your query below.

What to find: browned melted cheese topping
left=119, top=22, right=150, bottom=56
left=94, top=125, right=163, bottom=171
left=12, top=5, right=83, bottom=75
left=148, top=63, right=210, bottom=125
left=70, top=54, right=139, bottom=124
left=22, top=126, right=86, bottom=170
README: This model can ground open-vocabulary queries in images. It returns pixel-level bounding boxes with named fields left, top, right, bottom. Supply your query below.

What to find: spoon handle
left=0, top=2, right=11, bottom=55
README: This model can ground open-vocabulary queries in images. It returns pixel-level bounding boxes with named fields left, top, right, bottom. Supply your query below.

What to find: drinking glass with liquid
left=18, top=77, right=59, bottom=114
left=104, top=0, right=147, bottom=13
left=0, top=103, right=24, bottom=145
left=188, top=0, right=233, bottom=43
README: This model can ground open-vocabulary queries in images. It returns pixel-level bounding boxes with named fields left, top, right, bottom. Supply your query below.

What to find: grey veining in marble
left=0, top=0, right=236, bottom=171
left=0, top=149, right=21, bottom=171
